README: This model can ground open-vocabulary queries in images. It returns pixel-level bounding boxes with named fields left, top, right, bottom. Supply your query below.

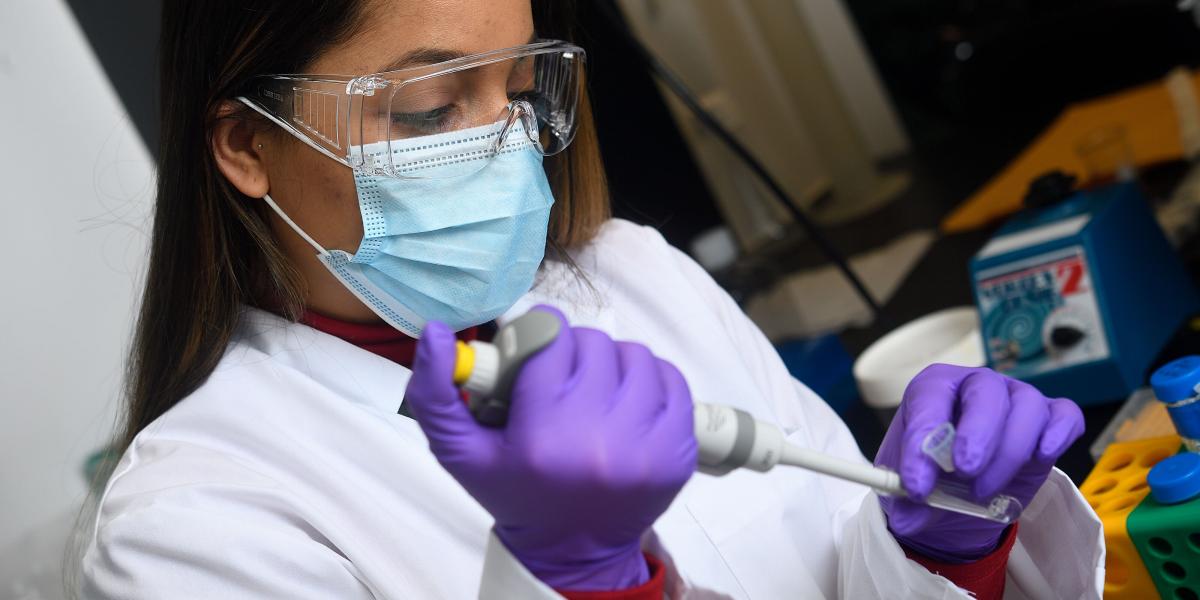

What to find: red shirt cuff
left=556, top=553, right=665, bottom=600
left=903, top=523, right=1019, bottom=600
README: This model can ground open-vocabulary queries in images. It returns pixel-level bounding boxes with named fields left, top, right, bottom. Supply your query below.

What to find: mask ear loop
left=262, top=193, right=331, bottom=257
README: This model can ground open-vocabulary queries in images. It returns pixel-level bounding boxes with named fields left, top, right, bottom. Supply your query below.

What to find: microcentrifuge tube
left=923, top=479, right=1022, bottom=524
left=921, top=422, right=956, bottom=472
left=915, top=422, right=1023, bottom=525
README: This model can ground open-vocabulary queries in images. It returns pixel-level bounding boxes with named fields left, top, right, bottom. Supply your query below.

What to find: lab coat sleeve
left=839, top=469, right=1104, bottom=599
left=659, top=230, right=1104, bottom=599
left=478, top=532, right=563, bottom=599
left=81, top=443, right=377, bottom=599
left=81, top=442, right=572, bottom=600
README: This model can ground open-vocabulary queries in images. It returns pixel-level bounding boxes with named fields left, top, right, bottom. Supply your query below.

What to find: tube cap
left=1151, top=356, right=1200, bottom=403
left=1148, top=453, right=1200, bottom=504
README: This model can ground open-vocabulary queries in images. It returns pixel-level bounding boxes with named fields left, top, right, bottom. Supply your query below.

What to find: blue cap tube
left=1151, top=356, right=1200, bottom=403
left=1148, top=453, right=1200, bottom=504
left=1151, top=356, right=1200, bottom=445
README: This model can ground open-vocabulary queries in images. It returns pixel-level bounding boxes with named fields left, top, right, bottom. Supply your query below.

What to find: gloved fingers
left=611, top=341, right=663, bottom=424
left=972, top=379, right=1051, bottom=498
left=509, top=305, right=578, bottom=422
left=897, top=365, right=958, bottom=499
left=652, top=359, right=698, bottom=467
left=648, top=360, right=698, bottom=492
left=1036, top=397, right=1085, bottom=463
left=569, top=327, right=621, bottom=413
left=881, top=496, right=937, bottom=538
left=405, top=321, right=496, bottom=462
left=952, top=370, right=1011, bottom=476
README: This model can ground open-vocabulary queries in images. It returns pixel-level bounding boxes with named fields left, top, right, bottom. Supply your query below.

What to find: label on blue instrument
left=976, top=246, right=1110, bottom=377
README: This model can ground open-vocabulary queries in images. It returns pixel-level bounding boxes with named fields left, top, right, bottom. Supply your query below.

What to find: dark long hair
left=121, top=0, right=609, bottom=450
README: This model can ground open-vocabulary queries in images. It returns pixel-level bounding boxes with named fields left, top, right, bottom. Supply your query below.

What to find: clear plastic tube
left=1165, top=394, right=1200, bottom=453
left=919, top=479, right=1022, bottom=524
left=920, top=422, right=956, bottom=473
left=913, top=422, right=1023, bottom=524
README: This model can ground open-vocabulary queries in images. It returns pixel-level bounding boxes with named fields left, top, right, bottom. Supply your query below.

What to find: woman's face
left=256, top=0, right=535, bottom=322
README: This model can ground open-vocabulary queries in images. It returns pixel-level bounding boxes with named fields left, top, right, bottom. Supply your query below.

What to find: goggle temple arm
left=347, top=75, right=390, bottom=172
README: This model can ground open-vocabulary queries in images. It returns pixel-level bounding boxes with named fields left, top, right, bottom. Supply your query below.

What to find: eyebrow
left=377, top=33, right=539, bottom=74
left=378, top=48, right=465, bottom=73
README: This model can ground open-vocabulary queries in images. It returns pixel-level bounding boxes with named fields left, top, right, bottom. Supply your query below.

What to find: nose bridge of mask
left=348, top=118, right=551, bottom=260
left=350, top=115, right=539, bottom=178
left=358, top=155, right=549, bottom=252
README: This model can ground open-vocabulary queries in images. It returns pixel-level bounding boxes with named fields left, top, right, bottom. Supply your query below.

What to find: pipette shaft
left=693, top=403, right=1020, bottom=524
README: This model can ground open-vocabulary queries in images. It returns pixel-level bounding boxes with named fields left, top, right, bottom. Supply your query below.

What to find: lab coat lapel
left=235, top=307, right=414, bottom=416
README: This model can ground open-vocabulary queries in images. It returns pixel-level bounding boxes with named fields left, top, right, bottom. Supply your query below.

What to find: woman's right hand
left=403, top=305, right=697, bottom=591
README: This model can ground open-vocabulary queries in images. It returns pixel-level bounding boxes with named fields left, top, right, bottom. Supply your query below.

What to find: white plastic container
left=853, top=307, right=985, bottom=422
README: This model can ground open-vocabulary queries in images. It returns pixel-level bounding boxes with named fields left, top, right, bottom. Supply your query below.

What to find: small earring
left=257, top=143, right=264, bottom=149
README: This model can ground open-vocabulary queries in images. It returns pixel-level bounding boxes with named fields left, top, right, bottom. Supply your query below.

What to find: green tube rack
left=1129, top=484, right=1200, bottom=600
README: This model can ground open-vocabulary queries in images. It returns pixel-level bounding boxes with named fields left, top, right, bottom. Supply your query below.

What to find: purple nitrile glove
left=875, top=364, right=1085, bottom=563
left=403, top=305, right=697, bottom=591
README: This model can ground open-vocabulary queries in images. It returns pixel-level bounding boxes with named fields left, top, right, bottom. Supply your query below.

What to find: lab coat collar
left=231, top=306, right=415, bottom=416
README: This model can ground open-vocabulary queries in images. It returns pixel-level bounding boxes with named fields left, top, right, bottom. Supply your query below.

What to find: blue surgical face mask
left=264, top=121, right=555, bottom=337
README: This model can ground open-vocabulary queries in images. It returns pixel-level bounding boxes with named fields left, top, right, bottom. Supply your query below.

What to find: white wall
left=0, top=0, right=153, bottom=549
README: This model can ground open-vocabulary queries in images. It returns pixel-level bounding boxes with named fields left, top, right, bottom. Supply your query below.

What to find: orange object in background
left=941, top=70, right=1200, bottom=234
left=1080, top=435, right=1182, bottom=599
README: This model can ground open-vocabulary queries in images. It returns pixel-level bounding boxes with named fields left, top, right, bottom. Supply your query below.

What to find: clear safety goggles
left=237, top=40, right=585, bottom=179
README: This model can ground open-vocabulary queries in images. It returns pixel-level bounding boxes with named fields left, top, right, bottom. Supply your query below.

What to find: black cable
left=596, top=2, right=884, bottom=318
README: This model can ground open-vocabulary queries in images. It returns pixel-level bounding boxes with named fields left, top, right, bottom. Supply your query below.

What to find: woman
left=81, top=0, right=1103, bottom=598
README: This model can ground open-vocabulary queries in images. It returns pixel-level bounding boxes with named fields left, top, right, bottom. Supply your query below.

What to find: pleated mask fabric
left=273, top=120, right=555, bottom=337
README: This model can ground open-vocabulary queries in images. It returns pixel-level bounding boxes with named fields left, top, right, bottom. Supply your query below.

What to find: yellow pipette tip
left=453, top=340, right=474, bottom=385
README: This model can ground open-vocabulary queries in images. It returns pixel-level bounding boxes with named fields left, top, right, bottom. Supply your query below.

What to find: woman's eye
left=391, top=104, right=455, bottom=133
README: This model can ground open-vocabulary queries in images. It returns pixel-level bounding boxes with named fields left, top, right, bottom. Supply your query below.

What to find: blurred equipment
left=775, top=334, right=857, bottom=415
left=852, top=306, right=984, bottom=425
left=745, top=230, right=933, bottom=339
left=613, top=0, right=911, bottom=250
left=599, top=1, right=883, bottom=318
left=689, top=226, right=740, bottom=273
left=944, top=68, right=1200, bottom=233
left=1074, top=124, right=1138, bottom=185
left=1182, top=0, right=1200, bottom=29
left=1155, top=157, right=1200, bottom=246
left=1089, top=387, right=1175, bottom=460
left=969, top=176, right=1200, bottom=405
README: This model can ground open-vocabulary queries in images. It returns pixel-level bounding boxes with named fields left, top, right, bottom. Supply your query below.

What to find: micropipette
left=445, top=311, right=1021, bottom=525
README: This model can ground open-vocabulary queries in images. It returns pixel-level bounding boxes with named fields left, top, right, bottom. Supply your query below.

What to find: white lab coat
left=81, top=219, right=1104, bottom=599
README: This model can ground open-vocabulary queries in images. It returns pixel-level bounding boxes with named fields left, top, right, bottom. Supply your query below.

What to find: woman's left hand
left=875, top=364, right=1085, bottom=562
